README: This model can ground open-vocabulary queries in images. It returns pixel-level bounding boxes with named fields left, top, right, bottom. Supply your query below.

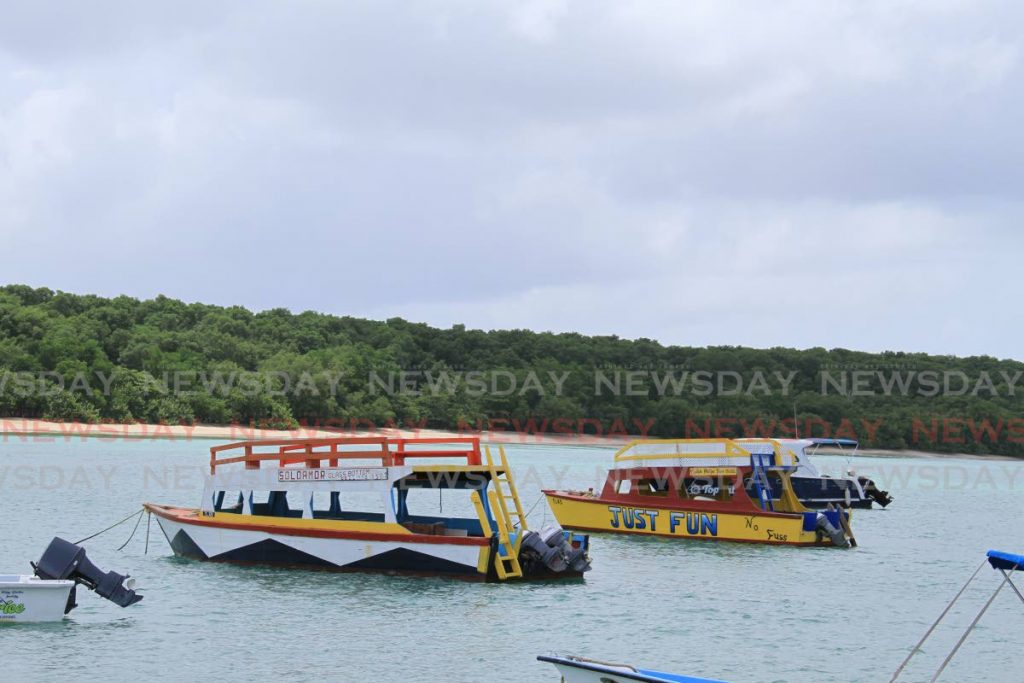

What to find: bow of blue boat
left=538, top=655, right=730, bottom=683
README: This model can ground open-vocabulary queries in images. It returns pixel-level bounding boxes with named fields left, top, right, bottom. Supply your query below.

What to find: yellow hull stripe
left=210, top=512, right=414, bottom=535
left=545, top=495, right=820, bottom=545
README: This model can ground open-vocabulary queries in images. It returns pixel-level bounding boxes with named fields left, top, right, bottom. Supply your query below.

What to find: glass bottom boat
left=544, top=438, right=855, bottom=547
left=146, top=436, right=591, bottom=581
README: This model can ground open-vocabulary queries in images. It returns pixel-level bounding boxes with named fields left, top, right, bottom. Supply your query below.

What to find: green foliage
left=0, top=285, right=1022, bottom=456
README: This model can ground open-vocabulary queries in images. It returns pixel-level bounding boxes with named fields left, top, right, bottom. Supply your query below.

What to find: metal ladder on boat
left=750, top=452, right=775, bottom=512
left=471, top=445, right=527, bottom=580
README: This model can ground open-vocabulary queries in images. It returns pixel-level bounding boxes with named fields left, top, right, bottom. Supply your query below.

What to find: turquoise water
left=1, top=437, right=1023, bottom=683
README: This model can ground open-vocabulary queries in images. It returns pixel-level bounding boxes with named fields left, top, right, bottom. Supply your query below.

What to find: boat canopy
left=987, top=549, right=1024, bottom=571
left=199, top=435, right=524, bottom=528
left=613, top=438, right=797, bottom=470
left=808, top=438, right=859, bottom=448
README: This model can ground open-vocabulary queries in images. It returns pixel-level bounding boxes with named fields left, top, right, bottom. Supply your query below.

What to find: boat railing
left=209, top=436, right=483, bottom=474
left=613, top=438, right=796, bottom=469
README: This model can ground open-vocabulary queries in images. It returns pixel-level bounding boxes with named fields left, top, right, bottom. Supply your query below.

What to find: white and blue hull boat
left=539, top=655, right=729, bottom=683
left=740, top=438, right=893, bottom=509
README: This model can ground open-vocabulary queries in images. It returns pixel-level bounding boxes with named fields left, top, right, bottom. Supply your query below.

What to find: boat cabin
left=603, top=438, right=805, bottom=513
left=147, top=435, right=591, bottom=579
left=204, top=436, right=513, bottom=539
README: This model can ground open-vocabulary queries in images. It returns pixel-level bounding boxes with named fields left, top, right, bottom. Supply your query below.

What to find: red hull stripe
left=144, top=504, right=490, bottom=547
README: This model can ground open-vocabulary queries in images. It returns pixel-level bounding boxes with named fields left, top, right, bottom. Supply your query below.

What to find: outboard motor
left=815, top=513, right=850, bottom=549
left=858, top=476, right=894, bottom=507
left=519, top=524, right=591, bottom=575
left=32, top=537, right=143, bottom=614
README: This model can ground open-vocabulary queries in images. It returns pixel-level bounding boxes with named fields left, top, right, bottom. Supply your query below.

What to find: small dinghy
left=0, top=575, right=75, bottom=623
left=0, top=537, right=143, bottom=623
left=538, top=654, right=730, bottom=683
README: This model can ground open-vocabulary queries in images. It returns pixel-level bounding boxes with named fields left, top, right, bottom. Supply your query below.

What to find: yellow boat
left=544, top=438, right=855, bottom=547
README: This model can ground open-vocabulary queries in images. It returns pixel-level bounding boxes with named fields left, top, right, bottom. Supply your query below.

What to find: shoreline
left=0, top=417, right=631, bottom=450
left=0, top=418, right=1017, bottom=460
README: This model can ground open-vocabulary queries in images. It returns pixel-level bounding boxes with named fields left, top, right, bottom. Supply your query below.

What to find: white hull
left=539, top=655, right=727, bottom=683
left=153, top=513, right=486, bottom=576
left=0, top=575, right=74, bottom=623
left=551, top=661, right=638, bottom=682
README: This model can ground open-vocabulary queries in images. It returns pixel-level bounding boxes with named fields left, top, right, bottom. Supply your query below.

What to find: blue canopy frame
left=890, top=550, right=1024, bottom=682
left=986, top=549, right=1024, bottom=571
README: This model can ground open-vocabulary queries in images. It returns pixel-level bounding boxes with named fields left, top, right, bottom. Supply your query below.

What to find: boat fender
left=815, top=514, right=850, bottom=549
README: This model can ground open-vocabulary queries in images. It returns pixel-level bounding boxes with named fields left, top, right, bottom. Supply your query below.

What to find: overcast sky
left=2, top=1, right=1022, bottom=359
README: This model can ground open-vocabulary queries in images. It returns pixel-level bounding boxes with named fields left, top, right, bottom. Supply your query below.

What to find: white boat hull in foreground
left=0, top=575, right=74, bottom=623
left=539, top=654, right=729, bottom=683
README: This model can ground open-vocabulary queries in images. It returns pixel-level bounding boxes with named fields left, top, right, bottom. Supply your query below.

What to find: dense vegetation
left=1, top=284, right=1022, bottom=456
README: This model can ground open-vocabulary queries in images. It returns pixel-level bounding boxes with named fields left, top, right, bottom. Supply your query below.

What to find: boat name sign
left=609, top=506, right=719, bottom=536
left=1, top=591, right=26, bottom=617
left=278, top=468, right=389, bottom=483
left=689, top=467, right=737, bottom=476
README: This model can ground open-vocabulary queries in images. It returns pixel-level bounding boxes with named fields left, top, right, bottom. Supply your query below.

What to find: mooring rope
left=73, top=508, right=145, bottom=545
left=115, top=508, right=146, bottom=551
left=517, top=493, right=546, bottom=528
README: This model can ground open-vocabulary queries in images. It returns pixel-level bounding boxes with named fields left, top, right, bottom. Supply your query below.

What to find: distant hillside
left=1, top=284, right=1022, bottom=456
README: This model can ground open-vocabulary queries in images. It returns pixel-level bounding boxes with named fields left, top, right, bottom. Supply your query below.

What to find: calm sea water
left=1, top=437, right=1022, bottom=683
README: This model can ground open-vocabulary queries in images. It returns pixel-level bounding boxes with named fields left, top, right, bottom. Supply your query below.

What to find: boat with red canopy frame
left=145, top=435, right=590, bottom=581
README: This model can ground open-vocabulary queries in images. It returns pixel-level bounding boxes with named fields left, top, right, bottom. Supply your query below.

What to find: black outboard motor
left=519, top=524, right=591, bottom=575
left=858, top=476, right=894, bottom=507
left=32, top=537, right=143, bottom=614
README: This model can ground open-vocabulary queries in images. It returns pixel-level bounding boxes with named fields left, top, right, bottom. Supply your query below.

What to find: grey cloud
left=1, top=1, right=1022, bottom=358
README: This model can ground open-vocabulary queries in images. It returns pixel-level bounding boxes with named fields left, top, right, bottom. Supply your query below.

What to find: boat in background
left=739, top=438, right=893, bottom=509
left=544, top=438, right=855, bottom=547
left=146, top=436, right=590, bottom=582
left=539, top=654, right=730, bottom=683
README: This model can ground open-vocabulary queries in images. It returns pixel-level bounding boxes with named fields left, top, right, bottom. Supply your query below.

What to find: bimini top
left=808, top=438, right=859, bottom=448
left=987, top=549, right=1024, bottom=571
left=613, top=438, right=797, bottom=470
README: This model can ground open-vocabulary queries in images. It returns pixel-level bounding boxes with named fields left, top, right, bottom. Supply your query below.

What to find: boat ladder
left=475, top=445, right=527, bottom=580
left=750, top=453, right=775, bottom=512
